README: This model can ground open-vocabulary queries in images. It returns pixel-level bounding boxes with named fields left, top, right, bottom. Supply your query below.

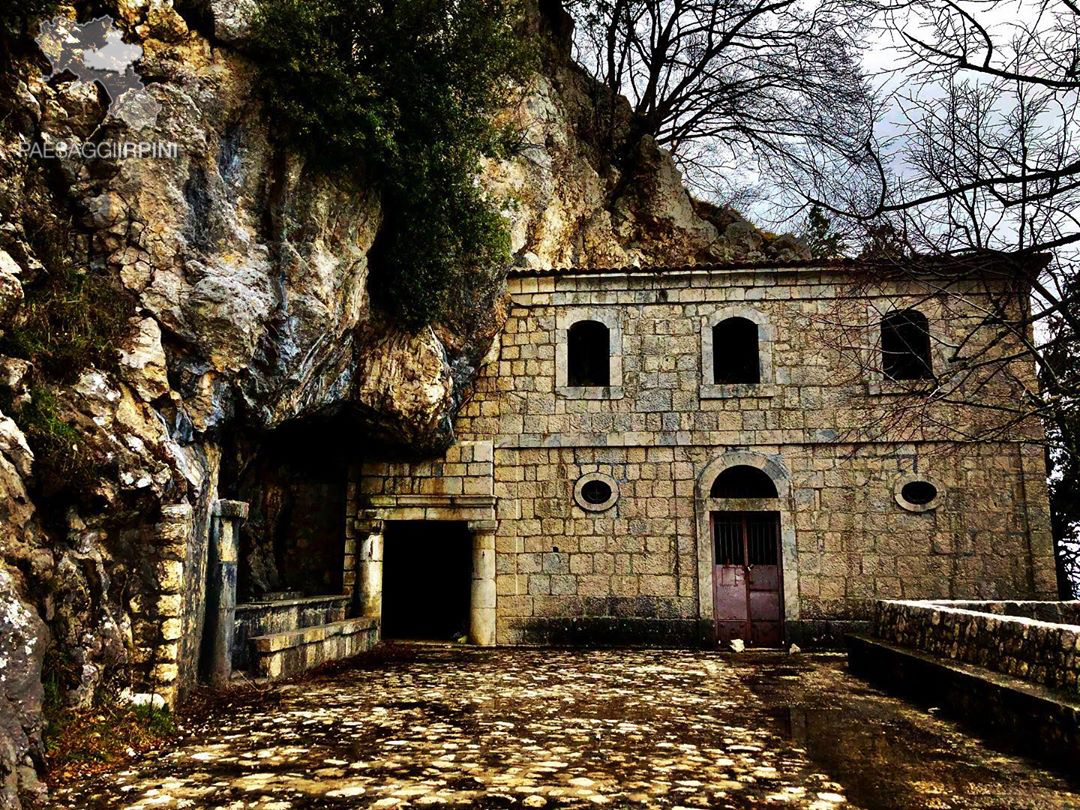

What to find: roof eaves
left=506, top=252, right=1049, bottom=279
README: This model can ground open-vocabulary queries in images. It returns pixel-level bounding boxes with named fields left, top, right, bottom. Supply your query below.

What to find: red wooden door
left=712, top=512, right=783, bottom=647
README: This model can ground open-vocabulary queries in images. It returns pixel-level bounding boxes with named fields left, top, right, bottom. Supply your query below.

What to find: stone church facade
left=347, top=260, right=1059, bottom=647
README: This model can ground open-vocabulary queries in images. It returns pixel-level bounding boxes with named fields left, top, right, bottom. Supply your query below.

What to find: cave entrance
left=381, top=521, right=472, bottom=641
left=230, top=424, right=348, bottom=600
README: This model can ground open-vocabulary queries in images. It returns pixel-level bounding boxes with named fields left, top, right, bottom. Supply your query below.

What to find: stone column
left=357, top=518, right=385, bottom=621
left=206, top=499, right=248, bottom=687
left=152, top=504, right=193, bottom=707
left=469, top=520, right=497, bottom=646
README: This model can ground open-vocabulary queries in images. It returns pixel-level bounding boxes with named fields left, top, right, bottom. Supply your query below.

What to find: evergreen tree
left=799, top=205, right=849, bottom=259
left=249, top=0, right=532, bottom=329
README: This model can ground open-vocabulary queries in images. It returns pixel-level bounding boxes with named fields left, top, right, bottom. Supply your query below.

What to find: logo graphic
left=36, top=16, right=161, bottom=131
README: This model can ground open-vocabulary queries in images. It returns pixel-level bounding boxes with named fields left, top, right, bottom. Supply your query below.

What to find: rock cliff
left=0, top=0, right=807, bottom=803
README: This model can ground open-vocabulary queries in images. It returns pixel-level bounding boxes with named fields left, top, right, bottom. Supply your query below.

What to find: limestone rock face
left=0, top=568, right=47, bottom=807
left=485, top=77, right=722, bottom=269
left=0, top=415, right=48, bottom=807
left=0, top=251, right=22, bottom=334
left=0, top=1, right=807, bottom=804
left=118, top=317, right=171, bottom=403
left=352, top=325, right=456, bottom=448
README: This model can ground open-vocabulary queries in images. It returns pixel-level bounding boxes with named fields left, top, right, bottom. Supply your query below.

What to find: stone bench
left=233, top=594, right=351, bottom=670
left=249, top=616, right=379, bottom=680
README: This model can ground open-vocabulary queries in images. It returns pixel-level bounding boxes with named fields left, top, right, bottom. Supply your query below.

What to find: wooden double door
left=712, top=511, right=784, bottom=647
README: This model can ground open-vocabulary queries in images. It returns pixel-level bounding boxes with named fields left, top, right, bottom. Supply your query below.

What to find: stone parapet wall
left=873, top=599, right=1080, bottom=694
left=233, top=594, right=349, bottom=670
left=927, top=600, right=1080, bottom=625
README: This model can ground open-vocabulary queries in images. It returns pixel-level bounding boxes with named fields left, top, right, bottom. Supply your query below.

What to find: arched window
left=712, top=317, right=760, bottom=384
left=881, top=309, right=933, bottom=380
left=567, top=320, right=610, bottom=387
left=710, top=465, right=778, bottom=498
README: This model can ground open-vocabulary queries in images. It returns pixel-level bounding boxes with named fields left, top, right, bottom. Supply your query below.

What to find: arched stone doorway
left=695, top=452, right=798, bottom=646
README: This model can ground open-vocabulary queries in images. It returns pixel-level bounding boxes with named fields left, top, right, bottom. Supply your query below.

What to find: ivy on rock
left=249, top=0, right=532, bottom=329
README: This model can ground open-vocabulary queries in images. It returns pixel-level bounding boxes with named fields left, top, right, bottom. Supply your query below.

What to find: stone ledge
left=233, top=595, right=353, bottom=671
left=251, top=616, right=378, bottom=653
left=237, top=594, right=350, bottom=612
left=487, top=433, right=1040, bottom=449
left=555, top=385, right=624, bottom=400
left=922, top=599, right=1080, bottom=625
left=248, top=617, right=380, bottom=680
left=213, top=499, right=250, bottom=519
left=847, top=633, right=1080, bottom=769
left=699, top=383, right=778, bottom=400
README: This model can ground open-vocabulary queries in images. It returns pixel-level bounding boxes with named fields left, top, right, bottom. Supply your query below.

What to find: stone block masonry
left=249, top=616, right=379, bottom=679
left=348, top=441, right=499, bottom=645
left=849, top=598, right=1080, bottom=769
left=872, top=599, right=1080, bottom=694
left=353, top=263, right=1059, bottom=647
left=477, top=442, right=1049, bottom=645
left=128, top=503, right=199, bottom=707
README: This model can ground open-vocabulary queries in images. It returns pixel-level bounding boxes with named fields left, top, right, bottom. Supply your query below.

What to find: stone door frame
left=349, top=494, right=497, bottom=645
left=695, top=452, right=799, bottom=640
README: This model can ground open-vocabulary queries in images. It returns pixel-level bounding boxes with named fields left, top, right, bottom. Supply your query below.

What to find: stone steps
left=232, top=593, right=350, bottom=670
left=249, top=616, right=380, bottom=680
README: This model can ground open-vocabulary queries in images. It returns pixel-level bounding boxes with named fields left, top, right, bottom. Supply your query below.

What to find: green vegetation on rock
left=0, top=0, right=60, bottom=38
left=2, top=263, right=132, bottom=384
left=249, top=0, right=532, bottom=328
left=0, top=229, right=133, bottom=502
left=12, top=385, right=96, bottom=501
left=42, top=667, right=176, bottom=782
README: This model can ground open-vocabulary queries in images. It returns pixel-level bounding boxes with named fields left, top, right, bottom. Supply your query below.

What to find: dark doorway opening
left=382, top=521, right=472, bottom=640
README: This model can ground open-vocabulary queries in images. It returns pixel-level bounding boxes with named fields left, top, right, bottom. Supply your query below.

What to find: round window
left=894, top=475, right=942, bottom=512
left=573, top=473, right=619, bottom=512
left=580, top=479, right=613, bottom=505
left=901, top=480, right=937, bottom=505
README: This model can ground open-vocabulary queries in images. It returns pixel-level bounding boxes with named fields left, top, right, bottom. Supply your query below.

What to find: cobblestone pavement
left=53, top=645, right=1080, bottom=809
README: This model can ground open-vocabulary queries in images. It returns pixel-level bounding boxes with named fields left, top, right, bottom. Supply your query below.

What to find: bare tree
left=565, top=0, right=877, bottom=198
left=812, top=0, right=1080, bottom=595
left=569, top=0, right=1079, bottom=592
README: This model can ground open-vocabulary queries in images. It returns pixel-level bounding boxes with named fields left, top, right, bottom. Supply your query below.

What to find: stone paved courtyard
left=53, top=646, right=1080, bottom=809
